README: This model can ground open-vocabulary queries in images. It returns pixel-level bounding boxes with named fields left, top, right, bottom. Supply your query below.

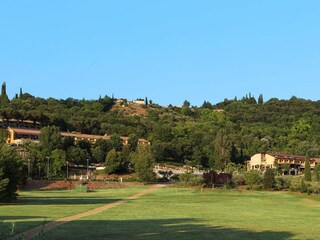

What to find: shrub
left=253, top=184, right=264, bottom=191
left=307, top=182, right=320, bottom=195
left=289, top=177, right=311, bottom=193
left=275, top=176, right=293, bottom=190
left=179, top=172, right=203, bottom=186
left=202, top=171, right=232, bottom=188
left=232, top=172, right=246, bottom=185
left=243, top=170, right=262, bottom=190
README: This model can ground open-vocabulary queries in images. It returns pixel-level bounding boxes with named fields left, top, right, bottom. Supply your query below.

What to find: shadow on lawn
left=0, top=216, right=43, bottom=221
left=42, top=218, right=295, bottom=240
left=13, top=196, right=121, bottom=205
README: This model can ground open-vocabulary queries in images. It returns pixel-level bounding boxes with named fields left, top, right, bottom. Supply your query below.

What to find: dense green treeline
left=1, top=83, right=320, bottom=172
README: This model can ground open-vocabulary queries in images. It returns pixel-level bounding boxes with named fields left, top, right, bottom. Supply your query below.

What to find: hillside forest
left=1, top=82, right=320, bottom=175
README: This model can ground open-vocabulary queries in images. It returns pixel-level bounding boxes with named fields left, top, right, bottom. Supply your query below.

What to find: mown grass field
left=1, top=187, right=320, bottom=239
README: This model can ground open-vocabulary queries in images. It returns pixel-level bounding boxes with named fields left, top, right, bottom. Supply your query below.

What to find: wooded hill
left=1, top=82, right=320, bottom=170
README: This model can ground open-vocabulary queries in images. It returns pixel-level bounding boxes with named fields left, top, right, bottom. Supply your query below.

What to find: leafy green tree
left=128, top=134, right=138, bottom=151
left=132, top=146, right=155, bottom=182
left=92, top=139, right=113, bottom=163
left=67, top=146, right=88, bottom=164
left=50, top=149, right=66, bottom=177
left=263, top=168, right=275, bottom=190
left=61, top=136, right=75, bottom=151
left=39, top=126, right=61, bottom=157
left=110, top=134, right=123, bottom=151
left=0, top=129, right=8, bottom=144
left=104, top=149, right=120, bottom=174
left=213, top=129, right=230, bottom=170
left=0, top=145, right=23, bottom=201
left=119, top=145, right=132, bottom=172
left=304, top=154, right=311, bottom=181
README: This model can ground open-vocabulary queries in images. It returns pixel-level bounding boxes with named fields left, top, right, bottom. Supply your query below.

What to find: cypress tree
left=258, top=94, right=264, bottom=105
left=263, top=168, right=275, bottom=190
left=19, top=87, right=23, bottom=99
left=0, top=82, right=10, bottom=107
left=304, top=154, right=311, bottom=181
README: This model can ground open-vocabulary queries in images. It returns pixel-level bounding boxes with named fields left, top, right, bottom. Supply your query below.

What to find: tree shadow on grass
left=0, top=216, right=43, bottom=221
left=43, top=218, right=295, bottom=240
left=7, top=196, right=122, bottom=205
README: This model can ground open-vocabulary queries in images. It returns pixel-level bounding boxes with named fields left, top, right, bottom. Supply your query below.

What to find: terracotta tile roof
left=10, top=128, right=40, bottom=135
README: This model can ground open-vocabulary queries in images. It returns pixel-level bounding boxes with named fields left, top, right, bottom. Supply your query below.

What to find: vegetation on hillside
left=2, top=83, right=320, bottom=178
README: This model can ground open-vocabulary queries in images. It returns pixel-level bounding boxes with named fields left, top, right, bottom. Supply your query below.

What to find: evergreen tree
left=263, top=168, right=275, bottom=190
left=183, top=100, right=190, bottom=107
left=0, top=82, right=10, bottom=107
left=304, top=154, right=311, bottom=181
left=258, top=94, right=264, bottom=105
left=19, top=87, right=23, bottom=99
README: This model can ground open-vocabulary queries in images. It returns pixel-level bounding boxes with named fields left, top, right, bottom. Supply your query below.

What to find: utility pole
left=27, top=159, right=31, bottom=180
left=66, top=161, right=69, bottom=179
left=46, top=156, right=50, bottom=180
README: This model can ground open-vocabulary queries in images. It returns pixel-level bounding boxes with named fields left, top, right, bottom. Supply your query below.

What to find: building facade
left=7, top=127, right=150, bottom=146
left=248, top=153, right=320, bottom=175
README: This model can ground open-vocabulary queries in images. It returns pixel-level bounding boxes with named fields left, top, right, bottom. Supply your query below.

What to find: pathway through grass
left=19, top=185, right=165, bottom=240
left=45, top=188, right=320, bottom=240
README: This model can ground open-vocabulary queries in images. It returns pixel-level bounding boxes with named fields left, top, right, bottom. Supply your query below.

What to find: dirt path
left=19, top=185, right=166, bottom=240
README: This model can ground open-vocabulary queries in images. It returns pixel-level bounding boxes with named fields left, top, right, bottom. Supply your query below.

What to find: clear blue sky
left=1, top=0, right=320, bottom=106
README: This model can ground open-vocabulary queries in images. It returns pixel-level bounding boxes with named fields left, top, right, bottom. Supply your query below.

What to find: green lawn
left=1, top=187, right=320, bottom=239
left=0, top=187, right=146, bottom=234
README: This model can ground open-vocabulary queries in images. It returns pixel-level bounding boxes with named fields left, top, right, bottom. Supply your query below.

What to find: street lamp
left=86, top=158, right=89, bottom=179
left=27, top=159, right=31, bottom=180
left=66, top=161, right=69, bottom=179
left=38, top=159, right=41, bottom=179
left=46, top=156, right=50, bottom=180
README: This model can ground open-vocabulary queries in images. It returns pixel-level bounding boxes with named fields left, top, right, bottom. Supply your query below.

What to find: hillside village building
left=248, top=153, right=320, bottom=175
left=7, top=127, right=150, bottom=146
left=0, top=118, right=41, bottom=129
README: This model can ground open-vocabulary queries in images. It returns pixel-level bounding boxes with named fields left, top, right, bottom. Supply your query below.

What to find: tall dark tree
left=145, top=97, right=148, bottom=107
left=258, top=94, right=264, bottom=105
left=19, top=87, right=23, bottom=99
left=0, top=82, right=10, bottom=107
left=183, top=100, right=190, bottom=107
left=304, top=154, right=311, bottom=181
left=263, top=168, right=275, bottom=190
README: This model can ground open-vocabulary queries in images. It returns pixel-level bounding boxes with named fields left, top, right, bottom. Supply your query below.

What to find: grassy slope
left=45, top=188, right=320, bottom=240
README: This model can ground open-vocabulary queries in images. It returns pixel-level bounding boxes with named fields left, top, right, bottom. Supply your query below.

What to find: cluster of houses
left=247, top=153, right=320, bottom=175
left=1, top=118, right=150, bottom=147
left=2, top=119, right=320, bottom=177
